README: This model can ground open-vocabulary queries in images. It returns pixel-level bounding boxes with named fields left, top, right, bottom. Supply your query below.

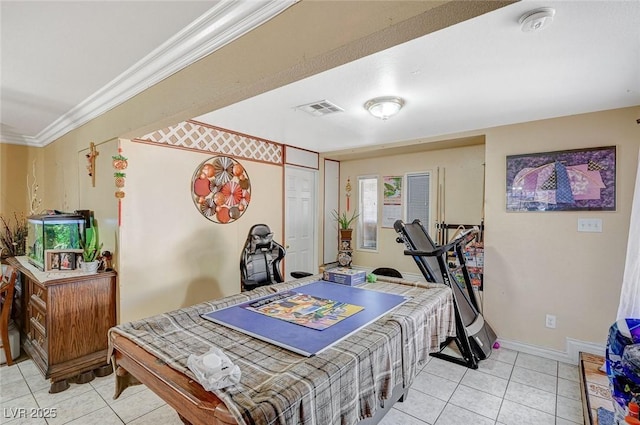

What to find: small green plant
left=331, top=209, right=359, bottom=230
left=80, top=221, right=103, bottom=262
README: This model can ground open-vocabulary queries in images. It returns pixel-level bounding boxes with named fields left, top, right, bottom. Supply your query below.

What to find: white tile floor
left=0, top=348, right=584, bottom=425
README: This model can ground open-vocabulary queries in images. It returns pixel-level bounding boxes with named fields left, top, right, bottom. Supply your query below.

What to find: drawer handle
left=30, top=293, right=46, bottom=310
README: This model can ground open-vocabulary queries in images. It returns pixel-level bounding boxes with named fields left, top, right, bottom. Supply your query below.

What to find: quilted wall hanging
left=192, top=156, right=251, bottom=223
left=506, top=145, right=616, bottom=212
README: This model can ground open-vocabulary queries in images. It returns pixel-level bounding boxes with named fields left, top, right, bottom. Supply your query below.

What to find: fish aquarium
left=26, top=214, right=86, bottom=271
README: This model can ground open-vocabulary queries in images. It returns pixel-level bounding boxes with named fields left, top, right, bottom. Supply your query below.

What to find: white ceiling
left=2, top=1, right=639, bottom=152
left=0, top=0, right=295, bottom=145
left=0, top=1, right=211, bottom=142
left=196, top=0, right=640, bottom=152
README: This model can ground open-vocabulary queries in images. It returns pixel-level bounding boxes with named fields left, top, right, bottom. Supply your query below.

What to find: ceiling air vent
left=295, top=100, right=344, bottom=117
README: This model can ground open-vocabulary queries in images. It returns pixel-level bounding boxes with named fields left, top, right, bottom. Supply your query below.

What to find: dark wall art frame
left=506, top=146, right=616, bottom=212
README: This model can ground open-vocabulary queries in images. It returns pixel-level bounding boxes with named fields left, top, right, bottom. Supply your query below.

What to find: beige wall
left=41, top=138, right=80, bottom=212
left=483, top=106, right=640, bottom=351
left=332, top=106, right=639, bottom=353
left=0, top=143, right=44, bottom=218
left=77, top=139, right=119, bottom=271
left=117, top=139, right=283, bottom=322
left=338, top=143, right=486, bottom=272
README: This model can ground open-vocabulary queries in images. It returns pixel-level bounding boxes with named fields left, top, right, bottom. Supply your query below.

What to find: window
left=358, top=176, right=378, bottom=250
left=406, top=172, right=431, bottom=226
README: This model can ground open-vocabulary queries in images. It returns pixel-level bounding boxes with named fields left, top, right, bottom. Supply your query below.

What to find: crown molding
left=12, top=0, right=297, bottom=148
left=0, top=128, right=40, bottom=146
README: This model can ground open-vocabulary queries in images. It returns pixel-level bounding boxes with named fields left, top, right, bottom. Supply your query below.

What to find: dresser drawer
left=30, top=292, right=46, bottom=313
left=29, top=304, right=46, bottom=330
left=30, top=281, right=47, bottom=305
left=29, top=320, right=48, bottom=359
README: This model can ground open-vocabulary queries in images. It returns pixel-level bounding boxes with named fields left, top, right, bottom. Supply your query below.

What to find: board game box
left=323, top=267, right=366, bottom=286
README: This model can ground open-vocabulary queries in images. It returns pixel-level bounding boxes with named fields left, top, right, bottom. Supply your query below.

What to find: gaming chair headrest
left=247, top=224, right=274, bottom=253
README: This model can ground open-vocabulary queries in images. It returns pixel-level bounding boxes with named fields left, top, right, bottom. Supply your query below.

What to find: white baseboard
left=497, top=337, right=605, bottom=365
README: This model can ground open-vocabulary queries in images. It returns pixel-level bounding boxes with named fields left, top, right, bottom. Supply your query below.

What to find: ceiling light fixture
left=364, top=96, right=405, bottom=120
left=519, top=7, right=555, bottom=32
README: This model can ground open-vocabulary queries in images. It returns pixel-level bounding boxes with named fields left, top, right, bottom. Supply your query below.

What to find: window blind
left=406, top=172, right=430, bottom=225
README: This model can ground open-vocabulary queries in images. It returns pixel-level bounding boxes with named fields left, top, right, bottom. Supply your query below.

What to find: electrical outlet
left=578, top=218, right=602, bottom=232
left=545, top=314, right=556, bottom=329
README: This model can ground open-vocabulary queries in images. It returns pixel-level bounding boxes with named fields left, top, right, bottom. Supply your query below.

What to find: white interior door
left=285, top=166, right=317, bottom=279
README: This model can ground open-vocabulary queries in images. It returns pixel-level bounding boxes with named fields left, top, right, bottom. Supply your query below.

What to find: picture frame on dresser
left=45, top=249, right=82, bottom=271
left=47, top=252, right=60, bottom=270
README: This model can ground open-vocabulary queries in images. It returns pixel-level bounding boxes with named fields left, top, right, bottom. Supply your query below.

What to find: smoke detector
left=519, top=8, right=555, bottom=32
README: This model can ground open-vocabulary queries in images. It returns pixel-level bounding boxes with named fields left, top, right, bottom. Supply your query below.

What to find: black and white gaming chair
left=240, top=224, right=285, bottom=292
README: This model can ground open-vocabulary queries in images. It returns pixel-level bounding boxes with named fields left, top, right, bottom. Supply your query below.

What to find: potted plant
left=79, top=222, right=103, bottom=273
left=331, top=209, right=359, bottom=267
left=331, top=209, right=359, bottom=229
left=331, top=209, right=359, bottom=239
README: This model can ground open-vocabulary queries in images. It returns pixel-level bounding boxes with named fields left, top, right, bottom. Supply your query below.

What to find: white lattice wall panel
left=136, top=121, right=283, bottom=165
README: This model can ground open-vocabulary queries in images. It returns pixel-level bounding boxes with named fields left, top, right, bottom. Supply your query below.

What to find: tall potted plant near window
left=331, top=209, right=359, bottom=267
left=332, top=209, right=359, bottom=240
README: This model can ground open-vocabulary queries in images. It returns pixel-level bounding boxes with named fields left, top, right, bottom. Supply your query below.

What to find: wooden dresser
left=8, top=256, right=117, bottom=392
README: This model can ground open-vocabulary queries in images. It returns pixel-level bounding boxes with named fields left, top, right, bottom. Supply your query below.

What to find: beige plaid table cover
left=108, top=275, right=455, bottom=425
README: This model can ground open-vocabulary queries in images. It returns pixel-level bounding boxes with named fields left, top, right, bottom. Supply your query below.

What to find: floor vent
left=295, top=100, right=344, bottom=117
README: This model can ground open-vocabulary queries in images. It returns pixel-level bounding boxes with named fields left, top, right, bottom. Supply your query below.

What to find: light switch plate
left=577, top=218, right=602, bottom=233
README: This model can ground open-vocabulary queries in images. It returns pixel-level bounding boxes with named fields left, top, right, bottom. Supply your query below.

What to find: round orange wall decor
left=191, top=156, right=251, bottom=224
